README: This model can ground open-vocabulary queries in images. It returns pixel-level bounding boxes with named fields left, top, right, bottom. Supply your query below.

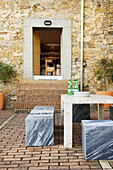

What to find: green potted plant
left=0, top=62, right=17, bottom=110
left=94, top=57, right=113, bottom=109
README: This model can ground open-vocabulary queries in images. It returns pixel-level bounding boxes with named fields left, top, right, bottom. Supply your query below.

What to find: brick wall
left=15, top=80, right=68, bottom=112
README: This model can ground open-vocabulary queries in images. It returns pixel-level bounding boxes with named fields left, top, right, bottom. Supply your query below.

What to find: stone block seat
left=33, top=106, right=55, bottom=112
left=82, top=120, right=113, bottom=160
left=25, top=106, right=55, bottom=147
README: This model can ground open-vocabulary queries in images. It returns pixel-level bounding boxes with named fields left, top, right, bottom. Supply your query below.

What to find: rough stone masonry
left=0, top=0, right=113, bottom=108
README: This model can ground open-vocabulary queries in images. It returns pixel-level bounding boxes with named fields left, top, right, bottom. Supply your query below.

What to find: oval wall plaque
left=44, top=20, right=52, bottom=26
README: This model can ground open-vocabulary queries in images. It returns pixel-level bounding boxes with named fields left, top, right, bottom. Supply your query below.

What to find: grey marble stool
left=82, top=120, right=113, bottom=160
left=110, top=105, right=113, bottom=120
left=25, top=106, right=55, bottom=147
left=33, top=106, right=55, bottom=110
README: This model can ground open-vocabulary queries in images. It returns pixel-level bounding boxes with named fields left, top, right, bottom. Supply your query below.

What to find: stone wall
left=83, top=0, right=113, bottom=92
left=0, top=0, right=113, bottom=108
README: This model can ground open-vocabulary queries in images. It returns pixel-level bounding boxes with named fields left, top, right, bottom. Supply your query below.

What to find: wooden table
left=61, top=94, right=113, bottom=148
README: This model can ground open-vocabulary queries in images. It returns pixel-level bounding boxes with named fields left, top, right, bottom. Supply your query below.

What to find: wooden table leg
left=64, top=103, right=72, bottom=148
left=98, top=104, right=104, bottom=120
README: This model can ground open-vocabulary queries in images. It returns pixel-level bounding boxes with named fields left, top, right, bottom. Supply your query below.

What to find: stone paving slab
left=0, top=110, right=14, bottom=125
left=0, top=108, right=112, bottom=169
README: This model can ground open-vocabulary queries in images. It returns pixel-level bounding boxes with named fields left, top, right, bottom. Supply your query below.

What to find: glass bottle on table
left=72, top=79, right=76, bottom=95
left=68, top=79, right=72, bottom=95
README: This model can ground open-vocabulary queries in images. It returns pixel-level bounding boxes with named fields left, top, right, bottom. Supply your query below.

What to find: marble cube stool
left=30, top=106, right=55, bottom=115
left=30, top=106, right=55, bottom=125
left=110, top=105, right=113, bottom=120
left=82, top=120, right=113, bottom=160
left=73, top=104, right=90, bottom=123
left=33, top=106, right=55, bottom=110
left=25, top=107, right=54, bottom=147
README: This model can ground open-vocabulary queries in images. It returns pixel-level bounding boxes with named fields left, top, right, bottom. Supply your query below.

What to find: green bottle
left=68, top=79, right=72, bottom=95
left=72, top=79, right=76, bottom=95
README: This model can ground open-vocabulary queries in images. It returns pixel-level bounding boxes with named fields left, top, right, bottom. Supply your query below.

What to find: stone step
left=17, top=89, right=67, bottom=96
left=16, top=101, right=61, bottom=109
left=19, top=80, right=68, bottom=89
left=17, top=96, right=61, bottom=102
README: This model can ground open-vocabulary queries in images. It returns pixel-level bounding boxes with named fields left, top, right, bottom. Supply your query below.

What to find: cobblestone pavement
left=0, top=108, right=113, bottom=170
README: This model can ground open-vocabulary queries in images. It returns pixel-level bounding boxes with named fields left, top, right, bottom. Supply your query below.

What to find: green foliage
left=94, top=57, right=113, bottom=89
left=0, top=62, right=17, bottom=84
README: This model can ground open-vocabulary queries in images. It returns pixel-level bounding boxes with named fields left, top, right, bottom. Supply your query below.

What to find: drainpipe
left=80, top=0, right=84, bottom=91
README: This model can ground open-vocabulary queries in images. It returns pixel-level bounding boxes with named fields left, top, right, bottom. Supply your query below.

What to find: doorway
left=33, top=28, right=62, bottom=77
left=24, top=18, right=71, bottom=80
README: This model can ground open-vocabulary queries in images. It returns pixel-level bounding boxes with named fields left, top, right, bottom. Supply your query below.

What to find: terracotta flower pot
left=0, top=93, right=4, bottom=110
left=96, top=91, right=113, bottom=109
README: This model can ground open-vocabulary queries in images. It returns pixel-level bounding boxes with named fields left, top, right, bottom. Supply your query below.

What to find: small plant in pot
left=94, top=57, right=113, bottom=109
left=0, top=62, right=17, bottom=110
